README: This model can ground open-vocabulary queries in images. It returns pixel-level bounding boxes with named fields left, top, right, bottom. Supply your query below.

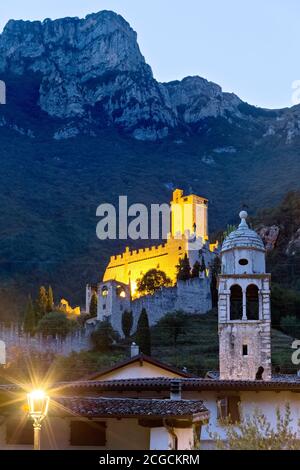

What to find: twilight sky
left=0, top=0, right=299, bottom=109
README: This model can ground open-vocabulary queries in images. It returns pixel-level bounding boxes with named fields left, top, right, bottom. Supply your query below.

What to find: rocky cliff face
left=0, top=10, right=263, bottom=141
left=257, top=225, right=280, bottom=252
left=0, top=9, right=299, bottom=142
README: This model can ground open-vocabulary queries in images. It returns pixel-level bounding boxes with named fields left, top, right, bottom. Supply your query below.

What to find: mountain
left=0, top=10, right=299, bottom=317
left=2, top=10, right=300, bottom=142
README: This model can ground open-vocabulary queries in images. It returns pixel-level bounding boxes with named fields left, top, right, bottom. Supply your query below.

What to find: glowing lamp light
left=27, top=390, right=49, bottom=419
left=27, top=389, right=50, bottom=450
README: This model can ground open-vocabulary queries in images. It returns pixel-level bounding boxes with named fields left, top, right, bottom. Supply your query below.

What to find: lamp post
left=27, top=390, right=50, bottom=450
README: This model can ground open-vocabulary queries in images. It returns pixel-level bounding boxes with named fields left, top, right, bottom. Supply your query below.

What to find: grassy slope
left=151, top=311, right=297, bottom=376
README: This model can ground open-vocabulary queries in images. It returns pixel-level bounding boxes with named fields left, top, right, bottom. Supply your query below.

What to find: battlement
left=109, top=241, right=173, bottom=264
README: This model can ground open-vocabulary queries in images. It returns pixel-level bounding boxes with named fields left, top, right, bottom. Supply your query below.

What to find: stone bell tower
left=218, top=211, right=271, bottom=381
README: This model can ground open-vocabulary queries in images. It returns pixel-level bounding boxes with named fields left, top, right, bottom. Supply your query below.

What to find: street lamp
left=27, top=390, right=50, bottom=450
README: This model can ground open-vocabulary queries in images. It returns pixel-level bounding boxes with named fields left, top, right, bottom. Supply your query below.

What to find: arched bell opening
left=230, top=284, right=243, bottom=320
left=246, top=284, right=259, bottom=320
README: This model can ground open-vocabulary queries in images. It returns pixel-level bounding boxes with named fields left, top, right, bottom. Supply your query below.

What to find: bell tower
left=218, top=211, right=271, bottom=381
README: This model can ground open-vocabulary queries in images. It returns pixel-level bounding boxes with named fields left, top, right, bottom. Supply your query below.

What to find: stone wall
left=130, top=277, right=212, bottom=332
left=218, top=321, right=271, bottom=381
left=0, top=324, right=92, bottom=362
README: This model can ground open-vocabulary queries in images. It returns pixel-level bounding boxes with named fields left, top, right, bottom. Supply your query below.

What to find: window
left=246, top=284, right=259, bottom=320
left=243, top=344, right=248, bottom=356
left=103, top=304, right=106, bottom=310
left=217, top=397, right=240, bottom=424
left=70, top=420, right=106, bottom=446
left=6, top=419, right=33, bottom=445
left=116, top=285, right=126, bottom=298
left=102, top=286, right=108, bottom=297
left=239, top=259, right=248, bottom=266
left=230, top=285, right=243, bottom=320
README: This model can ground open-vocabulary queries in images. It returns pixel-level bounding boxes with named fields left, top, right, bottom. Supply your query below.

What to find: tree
left=156, top=311, right=186, bottom=348
left=122, top=310, right=133, bottom=338
left=191, top=261, right=200, bottom=278
left=91, top=320, right=120, bottom=353
left=210, top=256, right=221, bottom=307
left=200, top=256, right=206, bottom=274
left=271, top=284, right=300, bottom=328
left=36, top=286, right=48, bottom=320
left=223, top=224, right=237, bottom=241
left=280, top=315, right=300, bottom=339
left=176, top=254, right=191, bottom=281
left=135, top=308, right=151, bottom=355
left=36, top=311, right=77, bottom=338
left=23, top=296, right=36, bottom=336
left=208, top=404, right=300, bottom=450
left=137, top=269, right=172, bottom=296
left=89, top=291, right=98, bottom=317
left=47, top=286, right=54, bottom=312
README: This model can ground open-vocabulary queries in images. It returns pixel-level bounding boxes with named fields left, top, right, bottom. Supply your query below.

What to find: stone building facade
left=218, top=211, right=272, bottom=381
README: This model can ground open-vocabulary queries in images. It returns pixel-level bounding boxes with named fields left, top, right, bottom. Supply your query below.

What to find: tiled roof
left=52, top=396, right=209, bottom=420
left=84, top=354, right=195, bottom=380
left=56, top=375, right=300, bottom=392
left=2, top=375, right=300, bottom=395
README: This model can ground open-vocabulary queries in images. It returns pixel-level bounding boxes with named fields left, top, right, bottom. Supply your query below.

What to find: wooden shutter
left=217, top=397, right=228, bottom=420
left=228, top=396, right=241, bottom=423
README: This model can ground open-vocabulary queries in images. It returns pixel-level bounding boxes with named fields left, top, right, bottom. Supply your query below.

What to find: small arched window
left=116, top=285, right=126, bottom=298
left=101, top=286, right=108, bottom=297
left=230, top=285, right=243, bottom=320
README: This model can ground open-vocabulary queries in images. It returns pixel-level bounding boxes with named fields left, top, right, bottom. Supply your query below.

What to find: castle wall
left=131, top=277, right=212, bottom=333
left=0, top=323, right=92, bottom=360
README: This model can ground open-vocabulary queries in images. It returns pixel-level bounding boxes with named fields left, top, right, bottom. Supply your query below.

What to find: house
left=84, top=352, right=196, bottom=381
left=0, top=354, right=207, bottom=450
left=0, top=377, right=209, bottom=450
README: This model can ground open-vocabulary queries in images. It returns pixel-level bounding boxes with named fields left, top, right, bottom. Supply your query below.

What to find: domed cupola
left=221, top=211, right=266, bottom=275
left=222, top=211, right=265, bottom=252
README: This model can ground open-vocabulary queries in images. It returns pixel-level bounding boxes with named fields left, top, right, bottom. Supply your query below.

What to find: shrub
left=91, top=320, right=120, bottom=353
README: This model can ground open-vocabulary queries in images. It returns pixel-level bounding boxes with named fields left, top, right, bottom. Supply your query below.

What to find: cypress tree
left=176, top=254, right=191, bottom=281
left=122, top=310, right=133, bottom=338
left=191, top=260, right=201, bottom=278
left=47, top=286, right=54, bottom=312
left=23, top=296, right=36, bottom=336
left=89, top=291, right=98, bottom=317
left=36, top=286, right=48, bottom=321
left=200, top=256, right=206, bottom=274
left=136, top=308, right=151, bottom=355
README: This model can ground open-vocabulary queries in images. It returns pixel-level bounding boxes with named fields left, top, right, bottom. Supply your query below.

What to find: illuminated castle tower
left=171, top=189, right=208, bottom=241
left=218, top=211, right=272, bottom=381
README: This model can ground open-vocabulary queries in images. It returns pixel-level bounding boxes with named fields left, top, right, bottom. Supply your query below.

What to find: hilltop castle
left=86, top=189, right=218, bottom=334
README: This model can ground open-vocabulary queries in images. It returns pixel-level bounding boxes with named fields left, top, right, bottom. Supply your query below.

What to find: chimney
left=130, top=342, right=139, bottom=358
left=170, top=379, right=182, bottom=400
